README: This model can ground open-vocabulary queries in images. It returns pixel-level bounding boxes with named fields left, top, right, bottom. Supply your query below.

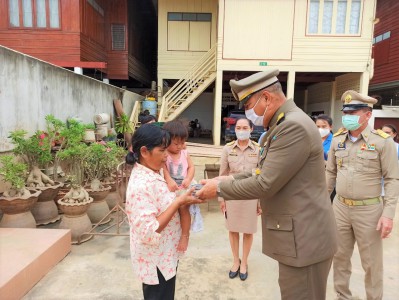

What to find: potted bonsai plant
left=55, top=119, right=93, bottom=244
left=8, top=115, right=65, bottom=225
left=0, top=155, right=41, bottom=228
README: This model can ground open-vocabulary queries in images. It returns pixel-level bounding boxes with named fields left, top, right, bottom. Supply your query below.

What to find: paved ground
left=23, top=201, right=399, bottom=300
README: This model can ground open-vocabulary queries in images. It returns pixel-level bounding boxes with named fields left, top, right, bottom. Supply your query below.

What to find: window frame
left=8, top=0, right=61, bottom=30
left=167, top=12, right=212, bottom=52
left=306, top=0, right=363, bottom=36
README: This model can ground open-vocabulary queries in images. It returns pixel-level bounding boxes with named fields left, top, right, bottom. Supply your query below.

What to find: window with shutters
left=111, top=24, right=126, bottom=51
left=8, top=0, right=60, bottom=29
left=307, top=0, right=362, bottom=35
left=167, top=12, right=212, bottom=51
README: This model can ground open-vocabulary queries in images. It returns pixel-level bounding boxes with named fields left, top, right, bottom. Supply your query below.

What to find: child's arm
left=177, top=206, right=191, bottom=252
left=181, top=153, right=195, bottom=188
left=163, top=163, right=179, bottom=192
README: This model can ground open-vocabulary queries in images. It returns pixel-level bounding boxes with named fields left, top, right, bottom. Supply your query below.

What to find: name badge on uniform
left=229, top=153, right=238, bottom=156
left=337, top=141, right=346, bottom=150
left=367, top=144, right=376, bottom=151
left=248, top=153, right=257, bottom=157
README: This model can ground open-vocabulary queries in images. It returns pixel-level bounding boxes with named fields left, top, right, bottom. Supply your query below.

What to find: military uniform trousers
left=333, top=198, right=383, bottom=300
left=278, top=257, right=333, bottom=300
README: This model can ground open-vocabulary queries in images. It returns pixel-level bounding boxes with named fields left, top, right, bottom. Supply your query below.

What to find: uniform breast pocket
left=356, top=151, right=379, bottom=172
left=265, top=214, right=297, bottom=258
left=335, top=150, right=349, bottom=170
left=247, top=155, right=259, bottom=167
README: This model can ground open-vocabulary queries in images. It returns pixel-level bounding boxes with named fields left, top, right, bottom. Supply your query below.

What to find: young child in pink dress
left=163, top=120, right=203, bottom=251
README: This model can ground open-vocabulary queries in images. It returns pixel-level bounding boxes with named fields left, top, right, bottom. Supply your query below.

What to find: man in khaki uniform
left=197, top=69, right=337, bottom=300
left=326, top=91, right=399, bottom=300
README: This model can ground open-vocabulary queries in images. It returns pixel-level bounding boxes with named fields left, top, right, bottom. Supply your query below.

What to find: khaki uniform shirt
left=220, top=139, right=259, bottom=175
left=219, top=100, right=337, bottom=268
left=218, top=139, right=259, bottom=202
left=326, top=125, right=399, bottom=219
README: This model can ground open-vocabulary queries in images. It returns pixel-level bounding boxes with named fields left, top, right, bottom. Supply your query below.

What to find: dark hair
left=315, top=114, right=333, bottom=126
left=126, top=124, right=171, bottom=165
left=162, top=119, right=188, bottom=140
left=382, top=124, right=398, bottom=142
left=235, top=117, right=254, bottom=128
left=141, top=115, right=157, bottom=124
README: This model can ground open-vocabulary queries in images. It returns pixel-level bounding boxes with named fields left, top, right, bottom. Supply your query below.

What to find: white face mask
left=319, top=128, right=330, bottom=138
left=245, top=96, right=267, bottom=126
left=235, top=130, right=251, bottom=140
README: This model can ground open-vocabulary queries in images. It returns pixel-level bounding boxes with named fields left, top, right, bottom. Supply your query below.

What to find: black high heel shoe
left=229, top=259, right=241, bottom=279
left=239, top=265, right=248, bottom=281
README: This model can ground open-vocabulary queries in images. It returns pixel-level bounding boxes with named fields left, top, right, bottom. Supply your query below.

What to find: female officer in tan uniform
left=219, top=117, right=262, bottom=281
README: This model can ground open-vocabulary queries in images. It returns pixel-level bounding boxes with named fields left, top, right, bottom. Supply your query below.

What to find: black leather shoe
left=229, top=259, right=241, bottom=279
left=239, top=266, right=248, bottom=281
left=229, top=268, right=239, bottom=279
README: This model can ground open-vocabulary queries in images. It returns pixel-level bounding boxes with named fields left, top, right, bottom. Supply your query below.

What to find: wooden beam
left=49, top=61, right=107, bottom=69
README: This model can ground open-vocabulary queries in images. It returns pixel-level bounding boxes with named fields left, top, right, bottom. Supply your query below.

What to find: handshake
left=190, top=183, right=204, bottom=197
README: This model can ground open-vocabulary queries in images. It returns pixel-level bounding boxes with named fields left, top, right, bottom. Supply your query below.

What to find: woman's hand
left=219, top=201, right=226, bottom=214
left=176, top=188, right=204, bottom=206
left=257, top=201, right=262, bottom=215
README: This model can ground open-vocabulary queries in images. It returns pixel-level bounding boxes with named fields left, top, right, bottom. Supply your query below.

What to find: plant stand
left=0, top=190, right=41, bottom=228
left=30, top=182, right=63, bottom=225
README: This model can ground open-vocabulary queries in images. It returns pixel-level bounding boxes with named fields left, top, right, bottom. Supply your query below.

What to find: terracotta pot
left=58, top=197, right=93, bottom=216
left=0, top=190, right=41, bottom=228
left=58, top=197, right=93, bottom=244
left=103, top=182, right=118, bottom=209
left=86, top=186, right=111, bottom=202
left=29, top=182, right=63, bottom=225
left=86, top=186, right=112, bottom=225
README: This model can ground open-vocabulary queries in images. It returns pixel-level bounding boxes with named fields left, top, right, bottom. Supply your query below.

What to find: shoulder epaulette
left=374, top=129, right=390, bottom=139
left=251, top=140, right=260, bottom=147
left=226, top=140, right=235, bottom=146
left=276, top=112, right=285, bottom=125
left=333, top=127, right=348, bottom=137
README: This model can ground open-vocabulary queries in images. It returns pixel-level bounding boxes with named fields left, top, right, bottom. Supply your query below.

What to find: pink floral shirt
left=126, top=163, right=182, bottom=285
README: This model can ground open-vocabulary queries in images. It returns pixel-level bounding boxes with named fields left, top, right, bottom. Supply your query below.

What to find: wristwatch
left=216, top=182, right=222, bottom=197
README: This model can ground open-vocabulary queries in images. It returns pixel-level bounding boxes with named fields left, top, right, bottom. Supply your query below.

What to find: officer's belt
left=338, top=195, right=381, bottom=206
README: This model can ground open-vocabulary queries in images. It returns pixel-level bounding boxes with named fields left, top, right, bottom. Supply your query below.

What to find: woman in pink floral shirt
left=125, top=124, right=202, bottom=300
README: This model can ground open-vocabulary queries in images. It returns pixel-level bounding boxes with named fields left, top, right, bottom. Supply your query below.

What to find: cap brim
left=238, top=94, right=253, bottom=109
left=342, top=104, right=369, bottom=112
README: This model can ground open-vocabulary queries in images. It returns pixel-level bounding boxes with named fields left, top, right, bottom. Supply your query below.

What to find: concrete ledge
left=0, top=228, right=71, bottom=300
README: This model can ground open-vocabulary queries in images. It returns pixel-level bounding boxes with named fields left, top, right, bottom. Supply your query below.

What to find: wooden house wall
left=371, top=0, right=399, bottom=85
left=0, top=0, right=81, bottom=62
left=80, top=0, right=107, bottom=63
left=104, top=0, right=128, bottom=79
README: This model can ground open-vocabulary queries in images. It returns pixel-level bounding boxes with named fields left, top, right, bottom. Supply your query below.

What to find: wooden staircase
left=158, top=44, right=217, bottom=122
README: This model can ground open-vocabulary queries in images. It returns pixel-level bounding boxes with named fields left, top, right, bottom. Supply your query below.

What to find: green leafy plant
left=0, top=155, right=30, bottom=198
left=115, top=113, right=133, bottom=134
left=83, top=141, right=126, bottom=190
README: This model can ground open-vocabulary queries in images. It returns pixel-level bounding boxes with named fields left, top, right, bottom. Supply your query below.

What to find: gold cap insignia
left=344, top=94, right=352, bottom=104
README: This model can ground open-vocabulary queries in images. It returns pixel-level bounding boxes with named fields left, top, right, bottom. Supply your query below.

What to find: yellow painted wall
left=158, top=0, right=218, bottom=80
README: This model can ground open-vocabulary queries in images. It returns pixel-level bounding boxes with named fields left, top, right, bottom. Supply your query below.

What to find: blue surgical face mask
left=342, top=115, right=361, bottom=131
left=245, top=95, right=267, bottom=126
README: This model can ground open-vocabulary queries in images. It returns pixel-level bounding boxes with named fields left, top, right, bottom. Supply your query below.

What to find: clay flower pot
left=58, top=197, right=93, bottom=244
left=86, top=186, right=112, bottom=225
left=29, top=182, right=63, bottom=225
left=0, top=190, right=41, bottom=228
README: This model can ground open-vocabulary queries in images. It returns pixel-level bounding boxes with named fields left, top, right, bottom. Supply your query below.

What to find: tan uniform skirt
left=225, top=199, right=258, bottom=234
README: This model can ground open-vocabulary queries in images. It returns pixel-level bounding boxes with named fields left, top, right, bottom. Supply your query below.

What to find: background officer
left=197, top=69, right=337, bottom=300
left=326, top=90, right=399, bottom=300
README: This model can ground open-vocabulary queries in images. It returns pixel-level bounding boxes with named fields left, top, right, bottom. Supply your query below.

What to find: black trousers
left=142, top=268, right=176, bottom=300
